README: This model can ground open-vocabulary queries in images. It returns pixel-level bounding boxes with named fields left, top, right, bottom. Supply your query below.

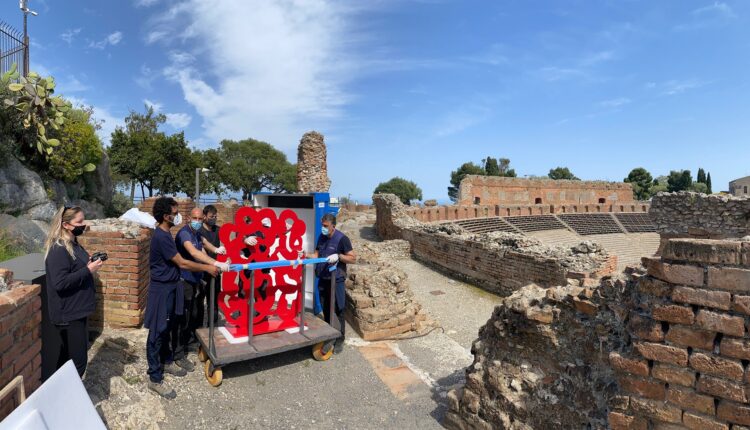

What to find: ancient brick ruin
left=296, top=130, right=331, bottom=193
left=458, top=175, right=635, bottom=206
left=436, top=192, right=750, bottom=429
left=0, top=270, right=41, bottom=420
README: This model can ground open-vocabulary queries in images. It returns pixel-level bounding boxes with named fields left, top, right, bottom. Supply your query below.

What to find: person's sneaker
left=334, top=340, right=345, bottom=354
left=176, top=357, right=195, bottom=372
left=315, top=312, right=325, bottom=320
left=164, top=362, right=187, bottom=377
left=321, top=340, right=335, bottom=355
left=148, top=380, right=176, bottom=399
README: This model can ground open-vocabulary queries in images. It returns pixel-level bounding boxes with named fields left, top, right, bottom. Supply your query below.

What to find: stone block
left=719, top=337, right=750, bottom=360
left=664, top=325, right=716, bottom=350
left=672, top=286, right=731, bottom=310
left=667, top=386, right=715, bottom=415
left=663, top=239, right=741, bottom=265
left=634, top=342, right=688, bottom=366
left=652, top=363, right=696, bottom=387
left=652, top=305, right=695, bottom=325
left=707, top=267, right=750, bottom=293
left=732, top=295, right=750, bottom=316
left=697, top=375, right=746, bottom=403
left=629, top=313, right=665, bottom=342
left=629, top=396, right=683, bottom=424
left=682, top=412, right=729, bottom=430
left=643, top=257, right=705, bottom=287
left=609, top=352, right=649, bottom=377
left=717, top=401, right=750, bottom=426
left=695, top=310, right=745, bottom=337
left=618, top=375, right=666, bottom=400
left=689, top=352, right=744, bottom=380
left=608, top=412, right=648, bottom=430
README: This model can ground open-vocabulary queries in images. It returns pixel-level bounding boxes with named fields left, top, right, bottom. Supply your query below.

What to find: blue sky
left=2, top=0, right=749, bottom=203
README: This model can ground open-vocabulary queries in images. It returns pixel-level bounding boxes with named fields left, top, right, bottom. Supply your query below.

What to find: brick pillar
left=78, top=228, right=152, bottom=329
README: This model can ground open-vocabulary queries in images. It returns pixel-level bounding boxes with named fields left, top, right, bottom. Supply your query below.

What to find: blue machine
left=249, top=192, right=339, bottom=312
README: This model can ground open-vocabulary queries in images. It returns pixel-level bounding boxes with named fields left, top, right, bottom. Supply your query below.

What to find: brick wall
left=139, top=197, right=195, bottom=231
left=458, top=175, right=635, bottom=206
left=78, top=228, right=152, bottom=328
left=610, top=237, right=750, bottom=429
left=0, top=272, right=41, bottom=420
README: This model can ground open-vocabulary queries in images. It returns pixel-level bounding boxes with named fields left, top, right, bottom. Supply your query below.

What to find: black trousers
left=171, top=280, right=198, bottom=361
left=319, top=279, right=346, bottom=342
left=147, top=288, right=175, bottom=383
left=199, top=273, right=221, bottom=326
left=50, top=317, right=89, bottom=377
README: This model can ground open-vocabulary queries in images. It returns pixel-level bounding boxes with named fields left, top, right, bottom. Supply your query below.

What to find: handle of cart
left=207, top=257, right=339, bottom=361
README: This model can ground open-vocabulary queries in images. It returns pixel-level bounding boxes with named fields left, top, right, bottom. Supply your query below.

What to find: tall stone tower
left=296, top=131, right=331, bottom=193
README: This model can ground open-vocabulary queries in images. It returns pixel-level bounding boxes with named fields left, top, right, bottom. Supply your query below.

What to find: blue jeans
left=147, top=289, right=175, bottom=383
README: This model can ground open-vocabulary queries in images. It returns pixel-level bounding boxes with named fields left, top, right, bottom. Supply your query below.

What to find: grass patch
left=124, top=375, right=142, bottom=385
left=0, top=230, right=24, bottom=263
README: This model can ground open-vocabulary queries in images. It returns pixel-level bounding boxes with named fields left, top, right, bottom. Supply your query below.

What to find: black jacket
left=44, top=240, right=96, bottom=324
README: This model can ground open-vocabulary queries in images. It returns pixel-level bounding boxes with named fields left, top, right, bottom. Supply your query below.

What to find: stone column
left=296, top=131, right=331, bottom=193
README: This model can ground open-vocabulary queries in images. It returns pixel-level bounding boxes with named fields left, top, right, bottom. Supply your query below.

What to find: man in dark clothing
left=199, top=205, right=225, bottom=326
left=145, top=197, right=220, bottom=399
left=310, top=213, right=356, bottom=354
left=173, top=207, right=229, bottom=370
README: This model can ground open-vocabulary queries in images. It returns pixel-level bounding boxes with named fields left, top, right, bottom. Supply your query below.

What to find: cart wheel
left=197, top=346, right=208, bottom=363
left=312, top=342, right=333, bottom=361
left=204, top=360, right=223, bottom=387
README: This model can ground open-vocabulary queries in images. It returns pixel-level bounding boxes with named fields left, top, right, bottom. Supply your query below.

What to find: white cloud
left=59, top=75, right=89, bottom=93
left=536, top=66, right=586, bottom=82
left=145, top=30, right=168, bottom=44
left=143, top=98, right=163, bottom=112
left=61, top=28, right=81, bottom=46
left=165, top=113, right=192, bottom=129
left=661, top=79, right=707, bottom=96
left=692, top=2, right=736, bottom=18
left=66, top=96, right=124, bottom=145
left=150, top=0, right=358, bottom=150
left=580, top=50, right=615, bottom=67
left=135, top=64, right=156, bottom=90
left=89, top=31, right=123, bottom=50
left=433, top=104, right=491, bottom=137
left=598, top=97, right=631, bottom=108
left=135, top=0, right=159, bottom=7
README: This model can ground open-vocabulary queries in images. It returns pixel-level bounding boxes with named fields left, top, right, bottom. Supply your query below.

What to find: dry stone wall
left=651, top=192, right=750, bottom=239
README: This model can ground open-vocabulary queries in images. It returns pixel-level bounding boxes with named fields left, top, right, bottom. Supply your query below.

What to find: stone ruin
left=440, top=192, right=750, bottom=429
left=296, top=131, right=331, bottom=193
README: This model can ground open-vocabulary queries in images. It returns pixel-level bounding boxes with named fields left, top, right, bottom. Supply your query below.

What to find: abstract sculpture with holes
left=215, top=206, right=307, bottom=340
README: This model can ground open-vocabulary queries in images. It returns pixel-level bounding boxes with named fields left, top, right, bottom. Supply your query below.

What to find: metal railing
left=0, top=21, right=26, bottom=77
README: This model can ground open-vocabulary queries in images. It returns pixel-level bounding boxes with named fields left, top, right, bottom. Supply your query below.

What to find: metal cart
left=195, top=259, right=341, bottom=386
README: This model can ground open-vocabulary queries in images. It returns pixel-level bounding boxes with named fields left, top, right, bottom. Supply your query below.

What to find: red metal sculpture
left=216, top=206, right=307, bottom=338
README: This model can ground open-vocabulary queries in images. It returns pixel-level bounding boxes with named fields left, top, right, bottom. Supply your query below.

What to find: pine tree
left=697, top=168, right=706, bottom=184
left=706, top=173, right=712, bottom=194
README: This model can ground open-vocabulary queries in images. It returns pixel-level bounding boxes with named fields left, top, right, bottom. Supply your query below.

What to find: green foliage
left=448, top=162, right=485, bottom=202
left=217, top=138, right=297, bottom=200
left=0, top=230, right=24, bottom=263
left=548, top=167, right=579, bottom=180
left=706, top=173, right=712, bottom=194
left=697, top=168, right=706, bottom=184
left=46, top=108, right=103, bottom=182
left=689, top=182, right=708, bottom=194
left=483, top=157, right=500, bottom=176
left=3, top=68, right=73, bottom=162
left=146, top=132, right=197, bottom=196
left=667, top=170, right=692, bottom=192
left=624, top=167, right=654, bottom=200
left=105, top=192, right=134, bottom=218
left=374, top=177, right=423, bottom=204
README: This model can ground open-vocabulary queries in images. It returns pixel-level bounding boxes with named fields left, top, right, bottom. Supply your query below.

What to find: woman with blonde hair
left=44, top=206, right=104, bottom=377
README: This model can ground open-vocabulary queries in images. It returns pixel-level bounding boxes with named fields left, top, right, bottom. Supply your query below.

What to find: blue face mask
left=321, top=227, right=329, bottom=236
left=190, top=221, right=202, bottom=231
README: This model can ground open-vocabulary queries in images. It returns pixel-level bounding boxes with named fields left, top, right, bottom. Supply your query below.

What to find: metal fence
left=0, top=21, right=26, bottom=77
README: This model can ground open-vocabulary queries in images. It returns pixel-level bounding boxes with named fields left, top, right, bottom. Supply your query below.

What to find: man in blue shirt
left=146, top=197, right=221, bottom=399
left=310, top=213, right=356, bottom=355
left=173, top=207, right=230, bottom=370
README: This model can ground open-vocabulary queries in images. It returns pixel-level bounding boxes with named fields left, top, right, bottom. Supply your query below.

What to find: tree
left=109, top=105, right=167, bottom=199
left=448, top=162, right=485, bottom=202
left=218, top=138, right=297, bottom=200
left=144, top=132, right=196, bottom=197
left=689, top=182, right=708, bottom=194
left=483, top=157, right=500, bottom=176
left=624, top=167, right=653, bottom=200
left=374, top=177, right=423, bottom=204
left=497, top=158, right=517, bottom=177
left=697, top=168, right=706, bottom=184
left=667, top=170, right=692, bottom=192
left=651, top=176, right=669, bottom=195
left=46, top=108, right=103, bottom=183
left=706, top=173, right=712, bottom=194
left=548, top=167, right=580, bottom=180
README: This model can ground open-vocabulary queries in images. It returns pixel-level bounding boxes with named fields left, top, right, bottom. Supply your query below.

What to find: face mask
left=71, top=225, right=86, bottom=237
left=172, top=213, right=183, bottom=225
left=321, top=227, right=329, bottom=236
left=190, top=221, right=202, bottom=231
left=206, top=218, right=216, bottom=226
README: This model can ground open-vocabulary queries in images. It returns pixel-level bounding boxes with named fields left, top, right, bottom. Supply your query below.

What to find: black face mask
left=206, top=218, right=216, bottom=226
left=71, top=225, right=86, bottom=237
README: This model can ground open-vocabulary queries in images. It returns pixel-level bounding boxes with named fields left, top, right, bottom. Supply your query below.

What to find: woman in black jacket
left=44, top=206, right=104, bottom=377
